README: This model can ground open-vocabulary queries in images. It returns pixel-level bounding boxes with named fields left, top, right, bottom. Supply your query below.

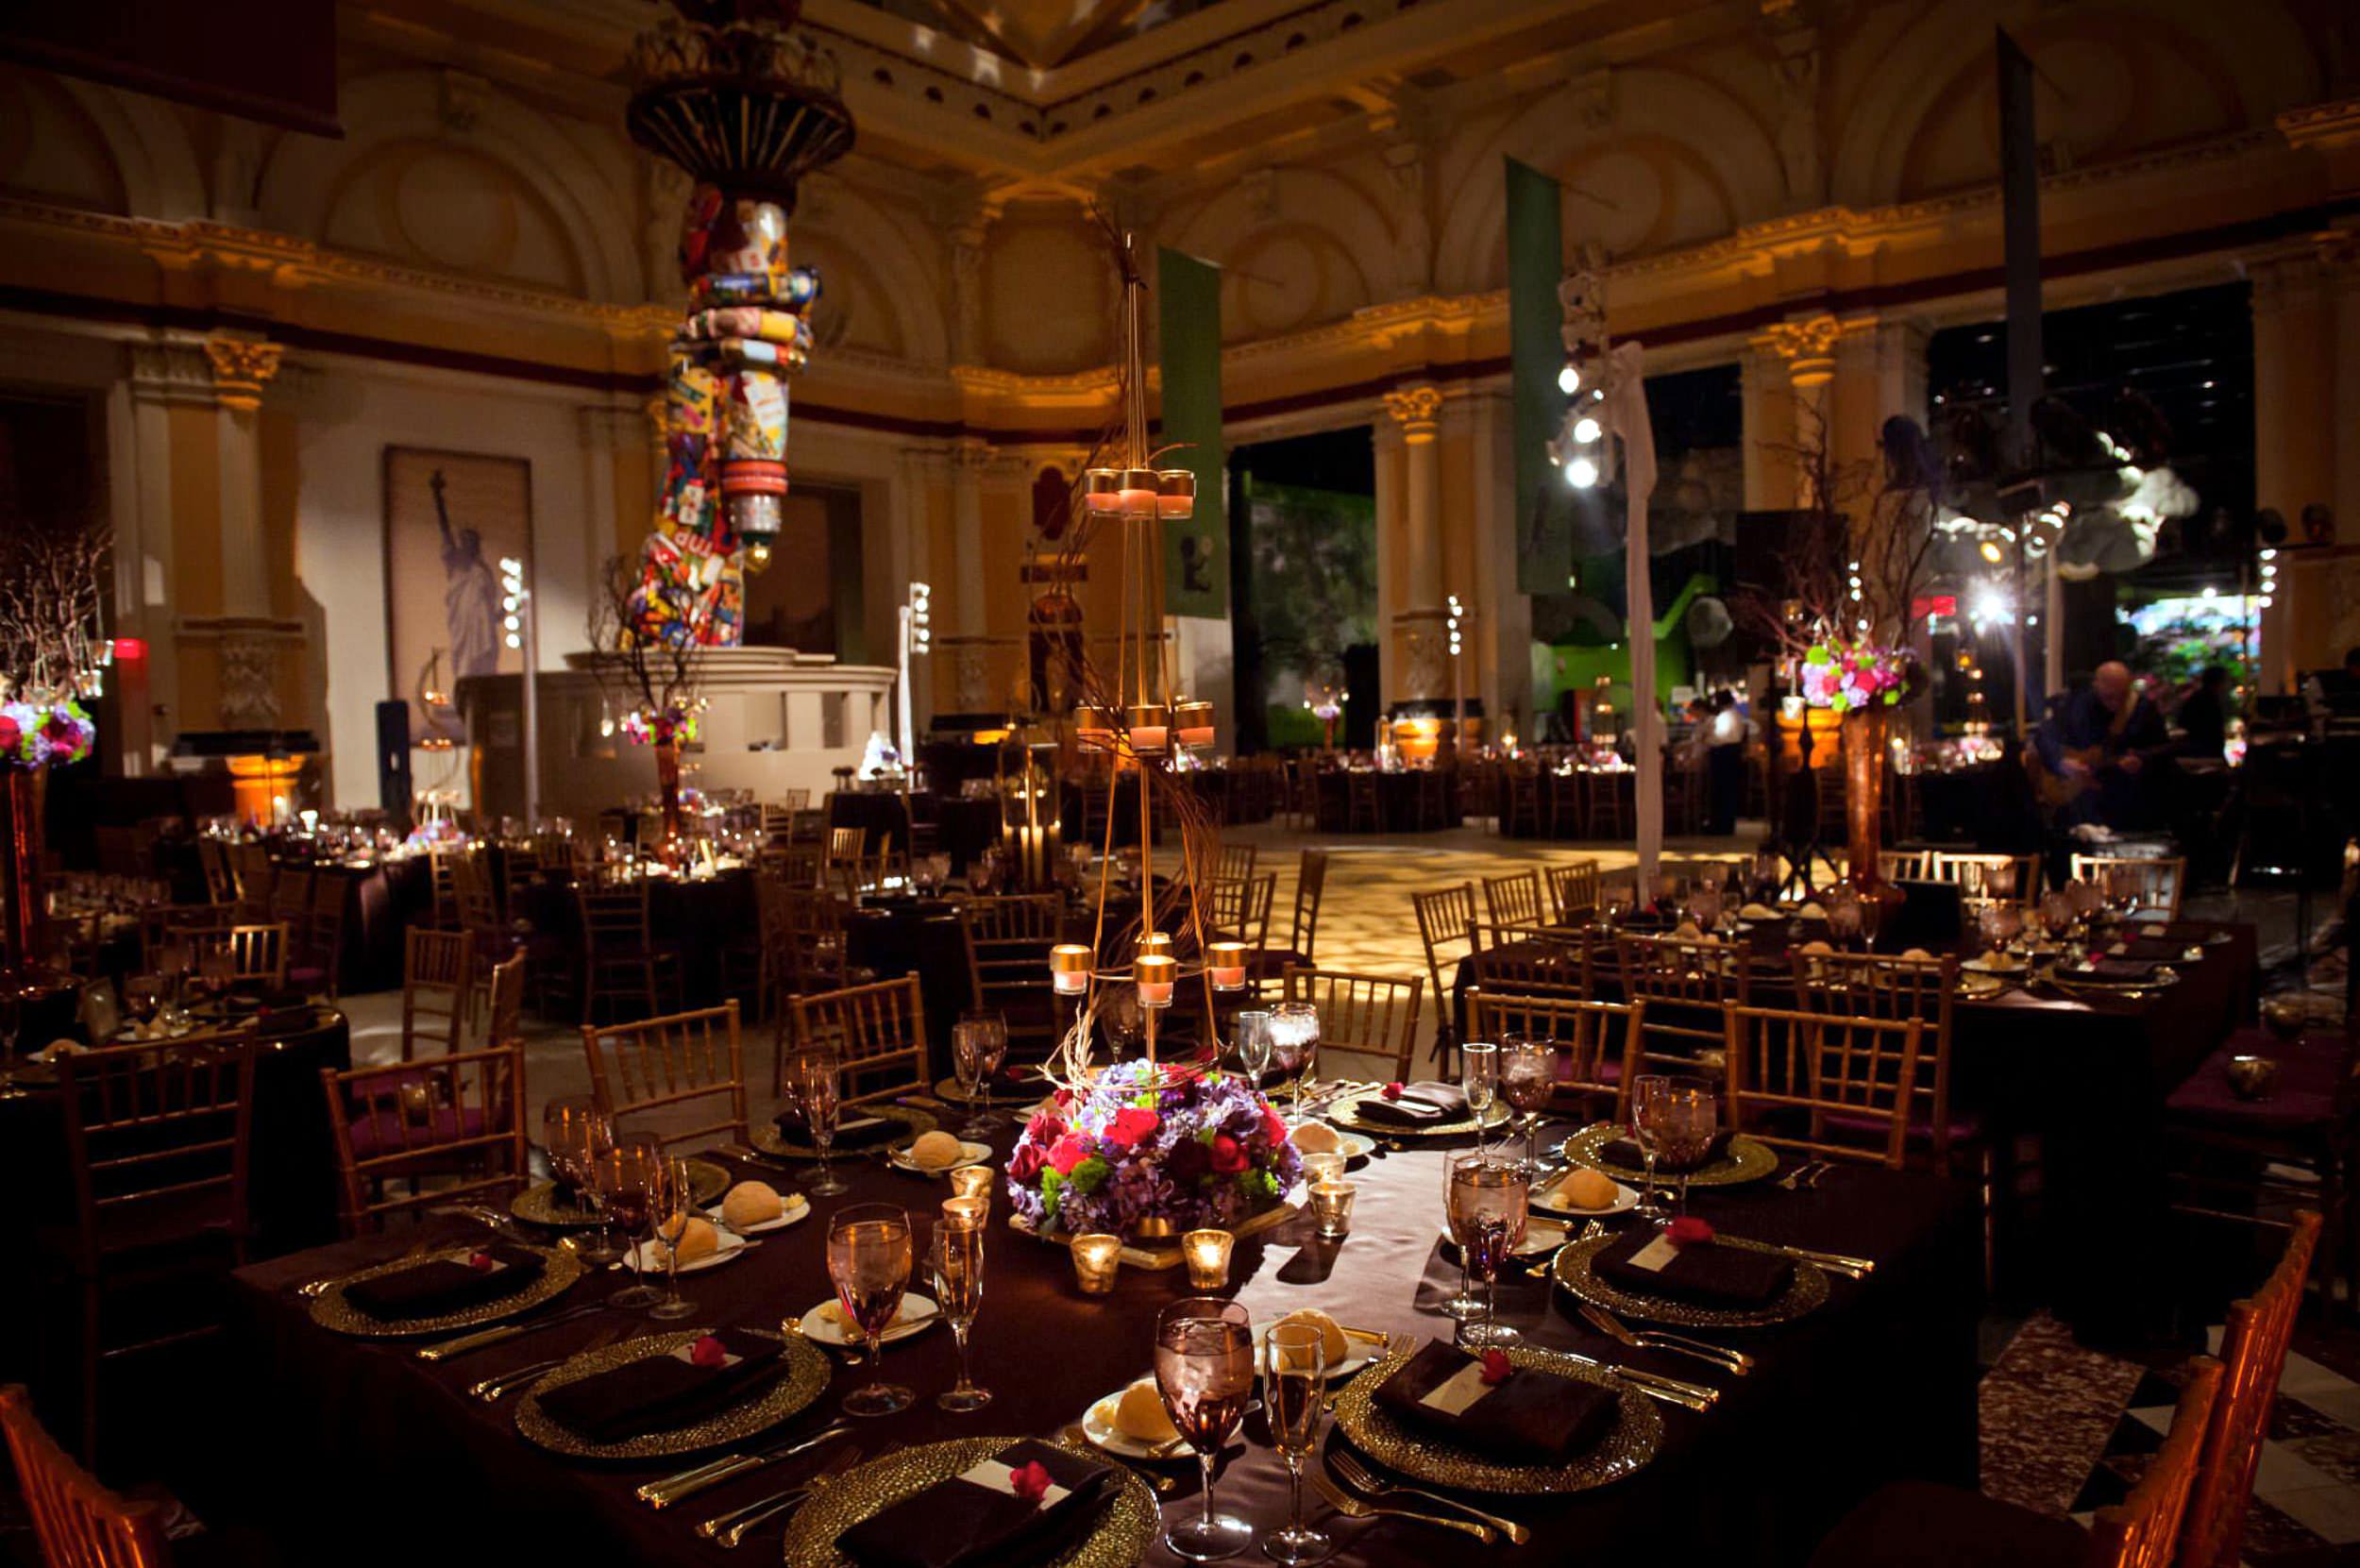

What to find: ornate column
left=2250, top=249, right=2335, bottom=690
left=1459, top=388, right=1527, bottom=739
left=120, top=339, right=213, bottom=768
left=1756, top=314, right=1841, bottom=509
left=1739, top=342, right=1794, bottom=512
left=1384, top=383, right=1448, bottom=705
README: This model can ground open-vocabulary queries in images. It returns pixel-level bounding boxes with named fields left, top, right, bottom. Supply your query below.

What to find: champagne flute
left=952, top=1017, right=990, bottom=1136
left=1437, top=1152, right=1483, bottom=1322
left=785, top=1048, right=848, bottom=1197
left=931, top=1213, right=990, bottom=1412
left=1447, top=1150, right=1529, bottom=1350
left=600, top=1135, right=665, bottom=1310
left=1271, top=1002, right=1320, bottom=1122
left=1231, top=1009, right=1274, bottom=1083
left=1630, top=1072, right=1672, bottom=1223
left=828, top=1204, right=915, bottom=1416
left=649, top=1155, right=698, bottom=1321
left=1260, top=1321, right=1331, bottom=1566
left=1499, top=1037, right=1558, bottom=1168
left=1460, top=1039, right=1499, bottom=1148
left=1155, top=1298, right=1256, bottom=1562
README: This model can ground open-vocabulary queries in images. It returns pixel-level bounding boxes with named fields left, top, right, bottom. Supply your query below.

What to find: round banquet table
left=220, top=1115, right=1977, bottom=1567
left=514, top=869, right=756, bottom=1009
left=843, top=896, right=971, bottom=1069
left=830, top=789, right=921, bottom=855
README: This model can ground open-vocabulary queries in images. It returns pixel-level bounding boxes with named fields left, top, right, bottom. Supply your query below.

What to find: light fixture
left=1557, top=363, right=1580, bottom=396
left=1567, top=457, right=1599, bottom=489
left=1979, top=540, right=2004, bottom=565
left=1573, top=416, right=1601, bottom=445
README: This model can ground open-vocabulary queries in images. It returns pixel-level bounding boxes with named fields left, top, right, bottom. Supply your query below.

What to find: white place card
left=1624, top=1234, right=1683, bottom=1273
left=668, top=1342, right=743, bottom=1369
left=1417, top=1361, right=1497, bottom=1417
left=959, top=1457, right=1070, bottom=1508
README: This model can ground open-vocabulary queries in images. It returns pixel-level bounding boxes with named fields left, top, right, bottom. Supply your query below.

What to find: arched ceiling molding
left=1166, top=164, right=1399, bottom=314
left=259, top=70, right=640, bottom=303
left=54, top=77, right=205, bottom=219
left=800, top=181, right=949, bottom=364
left=1831, top=0, right=2319, bottom=207
left=1433, top=68, right=1781, bottom=296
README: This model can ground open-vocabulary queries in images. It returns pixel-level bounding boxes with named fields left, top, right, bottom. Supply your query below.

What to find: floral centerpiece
left=1798, top=642, right=1925, bottom=910
left=1005, top=1059, right=1302, bottom=1239
left=0, top=700, right=94, bottom=769
left=1797, top=643, right=1922, bottom=714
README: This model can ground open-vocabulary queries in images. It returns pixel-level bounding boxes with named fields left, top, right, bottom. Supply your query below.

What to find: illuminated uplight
left=1567, top=457, right=1599, bottom=489
left=1557, top=363, right=1580, bottom=396
left=1573, top=416, right=1601, bottom=445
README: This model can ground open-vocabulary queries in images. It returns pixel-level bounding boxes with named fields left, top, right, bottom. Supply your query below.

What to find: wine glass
left=1438, top=1150, right=1483, bottom=1321
left=197, top=944, right=234, bottom=1003
left=784, top=1048, right=848, bottom=1197
left=1656, top=1082, right=1719, bottom=1219
left=1460, top=1039, right=1499, bottom=1147
left=1270, top=1003, right=1319, bottom=1122
left=1600, top=882, right=1633, bottom=930
left=1446, top=1150, right=1529, bottom=1350
left=1154, top=1297, right=1256, bottom=1562
left=648, top=1156, right=699, bottom=1321
left=1231, top=1009, right=1274, bottom=1083
left=828, top=1204, right=915, bottom=1417
left=930, top=1213, right=990, bottom=1412
left=542, top=1096, right=618, bottom=1261
left=0, top=983, right=23, bottom=1102
left=1260, top=1321, right=1331, bottom=1566
left=953, top=1011, right=1007, bottom=1135
left=122, top=973, right=162, bottom=1032
left=1499, top=1037, right=1558, bottom=1168
left=1630, top=1072, right=1672, bottom=1222
left=599, top=1135, right=666, bottom=1310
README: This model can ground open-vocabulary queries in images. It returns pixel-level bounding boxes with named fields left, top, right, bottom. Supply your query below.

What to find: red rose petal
left=1380, top=1082, right=1406, bottom=1101
left=1479, top=1348, right=1513, bottom=1386
left=466, top=1251, right=496, bottom=1273
left=1009, top=1459, right=1054, bottom=1505
left=689, top=1334, right=728, bottom=1369
left=1666, top=1216, right=1715, bottom=1248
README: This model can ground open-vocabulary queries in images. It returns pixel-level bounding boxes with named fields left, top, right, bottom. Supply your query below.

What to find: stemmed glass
left=784, top=1048, right=849, bottom=1197
left=1460, top=1039, right=1499, bottom=1148
left=196, top=945, right=234, bottom=1003
left=828, top=1204, right=915, bottom=1417
left=952, top=1011, right=1007, bottom=1136
left=157, top=938, right=193, bottom=1023
left=649, top=1155, right=699, bottom=1321
left=1270, top=1003, right=1319, bottom=1123
left=1154, top=1297, right=1256, bottom=1562
left=1438, top=1154, right=1483, bottom=1321
left=1260, top=1321, right=1332, bottom=1566
left=1231, top=1010, right=1274, bottom=1084
left=931, top=1208, right=990, bottom=1412
left=1600, top=883, right=1633, bottom=930
left=1630, top=1073, right=1672, bottom=1222
left=1499, top=1037, right=1558, bottom=1168
left=122, top=973, right=161, bottom=1034
left=1656, top=1082, right=1719, bottom=1219
left=543, top=1095, right=618, bottom=1263
left=599, top=1135, right=666, bottom=1310
left=1446, top=1150, right=1529, bottom=1350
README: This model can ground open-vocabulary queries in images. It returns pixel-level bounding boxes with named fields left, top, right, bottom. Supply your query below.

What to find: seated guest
left=2030, top=660, right=2168, bottom=830
left=2303, top=645, right=2360, bottom=719
left=2175, top=664, right=2229, bottom=760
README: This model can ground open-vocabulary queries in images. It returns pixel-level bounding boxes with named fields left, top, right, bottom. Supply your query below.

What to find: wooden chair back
left=1615, top=933, right=1752, bottom=1067
left=483, top=949, right=527, bottom=1048
left=582, top=1002, right=748, bottom=1152
left=401, top=927, right=474, bottom=1061
left=787, top=976, right=929, bottom=1104
left=426, top=847, right=463, bottom=927
left=959, top=913, right=1060, bottom=1057
left=1790, top=950, right=1962, bottom=1167
left=780, top=885, right=848, bottom=994
left=1280, top=967, right=1424, bottom=1080
left=2181, top=1212, right=2322, bottom=1568
left=1929, top=851, right=2039, bottom=903
left=451, top=850, right=503, bottom=938
left=1721, top=1004, right=1921, bottom=1169
left=962, top=893, right=1062, bottom=942
left=197, top=839, right=237, bottom=905
left=576, top=882, right=654, bottom=958
left=268, top=866, right=316, bottom=929
left=2091, top=1357, right=2223, bottom=1568
left=0, top=1384, right=175, bottom=1567
left=1285, top=850, right=1328, bottom=962
left=826, top=826, right=868, bottom=869
left=1411, top=883, right=1481, bottom=993
left=189, top=922, right=288, bottom=989
left=1216, top=842, right=1257, bottom=885
left=228, top=843, right=275, bottom=913
left=1470, top=928, right=1596, bottom=998
left=320, top=1044, right=529, bottom=1236
left=54, top=1027, right=259, bottom=1272
left=1469, top=992, right=1644, bottom=1123
left=1546, top=859, right=1601, bottom=925
left=1878, top=849, right=1930, bottom=882
left=1483, top=869, right=1547, bottom=934
left=2069, top=853, right=2187, bottom=920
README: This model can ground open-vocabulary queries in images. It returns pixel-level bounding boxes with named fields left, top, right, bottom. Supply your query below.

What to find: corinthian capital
left=203, top=335, right=284, bottom=412
left=1382, top=383, right=1443, bottom=436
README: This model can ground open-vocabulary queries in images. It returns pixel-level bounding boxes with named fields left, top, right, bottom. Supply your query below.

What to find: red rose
left=0, top=717, right=18, bottom=752
left=1106, top=1107, right=1161, bottom=1149
left=1168, top=1138, right=1211, bottom=1183
left=42, top=713, right=72, bottom=743
left=1260, top=1107, right=1288, bottom=1145
left=689, top=1334, right=728, bottom=1369
left=1024, top=1111, right=1062, bottom=1144
left=1380, top=1082, right=1407, bottom=1101
left=1479, top=1348, right=1513, bottom=1386
left=466, top=1251, right=496, bottom=1273
left=1008, top=1142, right=1046, bottom=1183
left=1009, top=1459, right=1054, bottom=1506
left=1048, top=1134, right=1090, bottom=1175
left=1208, top=1134, right=1247, bottom=1174
left=1666, top=1216, right=1715, bottom=1248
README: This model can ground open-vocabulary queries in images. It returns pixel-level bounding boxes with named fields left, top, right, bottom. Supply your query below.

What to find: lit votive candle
left=1173, top=700, right=1215, bottom=750
left=1134, top=953, right=1176, bottom=1009
left=1301, top=1151, right=1346, bottom=1188
left=940, top=1193, right=989, bottom=1230
left=1126, top=703, right=1169, bottom=754
left=1051, top=944, right=1094, bottom=997
left=1084, top=468, right=1122, bottom=513
left=946, top=1167, right=993, bottom=1204
left=1157, top=468, right=1197, bottom=519
left=1071, top=1233, right=1122, bottom=1294
left=1120, top=466, right=1161, bottom=515
left=1183, top=1228, right=1235, bottom=1289
left=1311, top=1180, right=1356, bottom=1239
left=1207, top=940, right=1248, bottom=992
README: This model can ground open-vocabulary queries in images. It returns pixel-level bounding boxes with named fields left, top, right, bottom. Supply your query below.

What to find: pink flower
left=1666, top=1216, right=1715, bottom=1248
left=1105, top=1107, right=1160, bottom=1149
left=1260, top=1106, right=1288, bottom=1145
left=1009, top=1459, right=1054, bottom=1505
left=1479, top=1348, right=1513, bottom=1386
left=1207, top=1134, right=1247, bottom=1174
left=1048, top=1135, right=1091, bottom=1175
left=689, top=1334, right=728, bottom=1369
left=1007, top=1142, right=1046, bottom=1183
left=1380, top=1082, right=1407, bottom=1101
left=466, top=1251, right=496, bottom=1273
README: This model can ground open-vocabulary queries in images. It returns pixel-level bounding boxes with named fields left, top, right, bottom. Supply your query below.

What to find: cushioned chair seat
left=2167, top=1028, right=2343, bottom=1135
left=346, top=1104, right=489, bottom=1158
left=1824, top=1105, right=1985, bottom=1144
left=1810, top=1481, right=2090, bottom=1568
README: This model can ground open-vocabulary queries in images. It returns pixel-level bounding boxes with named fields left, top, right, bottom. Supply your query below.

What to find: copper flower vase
left=1842, top=710, right=1905, bottom=921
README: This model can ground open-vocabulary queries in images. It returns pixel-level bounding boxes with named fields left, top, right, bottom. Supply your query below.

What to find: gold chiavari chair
left=826, top=825, right=868, bottom=876
left=1546, top=859, right=1601, bottom=927
left=228, top=842, right=275, bottom=918
left=1500, top=762, right=1545, bottom=837
left=2092, top=1358, right=2224, bottom=1568
left=197, top=838, right=237, bottom=905
left=759, top=840, right=826, bottom=888
left=1929, top=850, right=2040, bottom=904
left=1280, top=967, right=1424, bottom=1081
left=781, top=885, right=850, bottom=997
left=1255, top=849, right=1330, bottom=979
left=484, top=949, right=527, bottom=1050
left=400, top=928, right=474, bottom=1061
left=1482, top=869, right=1549, bottom=936
left=1466, top=927, right=1596, bottom=1000
left=962, top=892, right=1063, bottom=942
left=268, top=865, right=315, bottom=944
left=1469, top=992, right=1645, bottom=1123
left=1789, top=950, right=1969, bottom=1172
left=1237, top=871, right=1277, bottom=965
left=582, top=1001, right=748, bottom=1154
left=139, top=902, right=235, bottom=973
left=451, top=850, right=505, bottom=947
left=188, top=921, right=289, bottom=990
left=320, top=1043, right=530, bottom=1237
left=1877, top=849, right=1930, bottom=882
left=0, top=1384, right=178, bottom=1567
left=2068, top=852, right=2186, bottom=920
left=1411, top=884, right=1483, bottom=1069
left=575, top=881, right=683, bottom=1025
left=1720, top=1004, right=1922, bottom=1170
left=786, top=976, right=928, bottom=1104
left=1205, top=875, right=1249, bottom=941
left=2181, top=1212, right=2321, bottom=1568
left=426, top=846, right=464, bottom=928
left=722, top=874, right=796, bottom=1022
left=1215, top=842, right=1257, bottom=885
left=788, top=807, right=828, bottom=845
left=1615, top=933, right=1752, bottom=1070
left=52, top=1026, right=259, bottom=1460
left=289, top=871, right=346, bottom=997
left=960, top=907, right=1061, bottom=1061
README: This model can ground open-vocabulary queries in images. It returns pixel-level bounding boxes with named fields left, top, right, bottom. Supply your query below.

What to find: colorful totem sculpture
left=625, top=1, right=853, bottom=647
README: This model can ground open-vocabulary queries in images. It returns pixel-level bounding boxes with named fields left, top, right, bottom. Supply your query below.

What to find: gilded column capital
left=1382, top=383, right=1444, bottom=440
left=202, top=334, right=283, bottom=412
left=1755, top=313, right=1842, bottom=388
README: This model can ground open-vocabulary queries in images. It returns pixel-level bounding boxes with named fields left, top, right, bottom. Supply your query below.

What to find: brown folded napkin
left=1601, top=1131, right=1732, bottom=1173
left=2072, top=958, right=2159, bottom=984
left=1355, top=1083, right=1468, bottom=1127
left=775, top=1109, right=903, bottom=1150
left=1373, top=1340, right=1616, bottom=1461
left=837, top=1438, right=1119, bottom=1568
left=534, top=1326, right=784, bottom=1443
left=341, top=1244, right=545, bottom=1321
left=1593, top=1226, right=1792, bottom=1307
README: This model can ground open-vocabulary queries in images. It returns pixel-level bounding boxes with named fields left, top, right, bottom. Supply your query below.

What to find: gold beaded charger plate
left=307, top=1243, right=585, bottom=1339
left=1324, top=1089, right=1513, bottom=1140
left=512, top=1158, right=726, bottom=1227
left=1332, top=1340, right=1662, bottom=1494
left=2041, top=963, right=2181, bottom=998
left=931, top=1075, right=1049, bottom=1106
left=1550, top=1230, right=1829, bottom=1329
left=780, top=1435, right=1157, bottom=1568
left=754, top=1105, right=936, bottom=1160
left=513, top=1327, right=830, bottom=1461
left=1560, top=1122, right=1778, bottom=1188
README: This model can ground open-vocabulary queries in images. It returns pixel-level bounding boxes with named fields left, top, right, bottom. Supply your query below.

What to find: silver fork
left=1327, top=1451, right=1532, bottom=1545
left=1778, top=1158, right=1827, bottom=1191
left=468, top=1357, right=564, bottom=1401
left=1577, top=1302, right=1753, bottom=1374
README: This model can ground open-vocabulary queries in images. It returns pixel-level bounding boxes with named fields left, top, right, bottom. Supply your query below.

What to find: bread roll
left=1275, top=1308, right=1351, bottom=1368
left=1113, top=1379, right=1180, bottom=1443
left=908, top=1130, right=966, bottom=1170
left=1553, top=1168, right=1621, bottom=1211
left=657, top=1215, right=718, bottom=1265
left=1291, top=1121, right=1340, bottom=1154
left=721, top=1180, right=784, bottom=1230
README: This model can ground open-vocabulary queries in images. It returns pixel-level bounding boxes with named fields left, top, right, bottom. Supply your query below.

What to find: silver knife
left=1767, top=1243, right=1874, bottom=1277
left=415, top=1303, right=604, bottom=1361
left=1555, top=1350, right=1720, bottom=1409
left=637, top=1423, right=852, bottom=1509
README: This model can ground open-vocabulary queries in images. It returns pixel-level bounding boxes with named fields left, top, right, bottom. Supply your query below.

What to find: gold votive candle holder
left=1311, top=1180, right=1356, bottom=1239
left=1051, top=943, right=1094, bottom=996
left=940, top=1194, right=989, bottom=1231
left=1083, top=467, right=1123, bottom=513
left=1173, top=699, right=1215, bottom=750
left=1301, top=1151, right=1346, bottom=1188
left=1207, top=940, right=1248, bottom=991
left=1126, top=702, right=1169, bottom=754
left=1071, top=1233, right=1122, bottom=1293
left=946, top=1167, right=994, bottom=1203
left=1120, top=466, right=1161, bottom=514
left=1182, top=1227, right=1235, bottom=1289
left=1157, top=468, right=1197, bottom=518
left=1134, top=953, right=1177, bottom=1009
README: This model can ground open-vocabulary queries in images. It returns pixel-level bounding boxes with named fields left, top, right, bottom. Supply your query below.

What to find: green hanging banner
left=1508, top=156, right=1567, bottom=597
left=1156, top=246, right=1227, bottom=617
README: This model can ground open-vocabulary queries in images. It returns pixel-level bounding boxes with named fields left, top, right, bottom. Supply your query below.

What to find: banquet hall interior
left=1, top=0, right=2359, bottom=1562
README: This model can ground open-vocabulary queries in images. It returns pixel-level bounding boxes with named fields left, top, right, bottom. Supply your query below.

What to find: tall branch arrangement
left=588, top=553, right=702, bottom=742
left=0, top=512, right=109, bottom=767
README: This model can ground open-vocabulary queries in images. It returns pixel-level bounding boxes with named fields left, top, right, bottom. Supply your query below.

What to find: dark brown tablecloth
left=218, top=1121, right=1975, bottom=1566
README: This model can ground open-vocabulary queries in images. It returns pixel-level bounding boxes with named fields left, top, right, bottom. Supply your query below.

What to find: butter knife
left=637, top=1423, right=852, bottom=1509
left=1767, top=1243, right=1874, bottom=1278
left=1554, top=1350, right=1719, bottom=1410
left=415, top=1302, right=605, bottom=1361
